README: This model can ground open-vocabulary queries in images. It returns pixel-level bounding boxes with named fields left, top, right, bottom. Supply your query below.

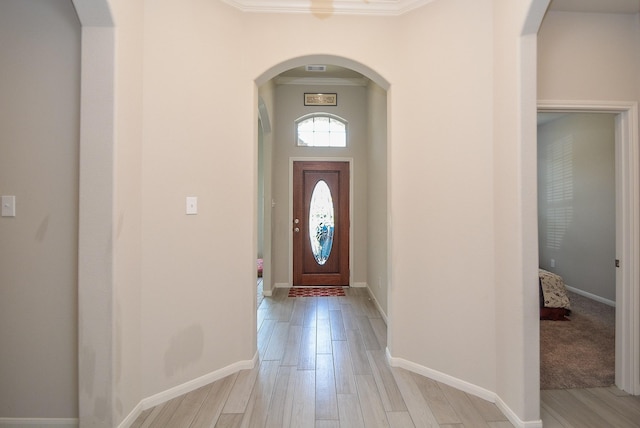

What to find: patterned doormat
left=288, top=287, right=346, bottom=297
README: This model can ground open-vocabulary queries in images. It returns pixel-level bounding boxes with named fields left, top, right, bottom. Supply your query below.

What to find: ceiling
left=278, top=65, right=365, bottom=80
left=548, top=0, right=640, bottom=14
left=276, top=65, right=368, bottom=85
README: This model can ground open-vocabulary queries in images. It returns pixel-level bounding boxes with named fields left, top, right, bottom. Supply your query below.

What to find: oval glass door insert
left=309, top=180, right=335, bottom=265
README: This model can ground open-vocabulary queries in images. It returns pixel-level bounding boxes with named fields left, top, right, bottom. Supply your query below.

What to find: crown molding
left=221, top=0, right=435, bottom=16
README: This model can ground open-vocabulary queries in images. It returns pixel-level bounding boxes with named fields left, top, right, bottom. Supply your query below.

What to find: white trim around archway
left=74, top=4, right=116, bottom=425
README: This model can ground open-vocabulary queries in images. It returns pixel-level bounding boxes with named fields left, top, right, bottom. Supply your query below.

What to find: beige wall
left=0, top=0, right=80, bottom=420
left=387, top=0, right=496, bottom=391
left=259, top=82, right=276, bottom=293
left=538, top=11, right=640, bottom=102
left=110, top=0, right=144, bottom=423
left=0, top=0, right=548, bottom=425
left=136, top=0, right=503, bottom=405
left=367, top=82, right=389, bottom=314
left=139, top=0, right=256, bottom=400
left=493, top=0, right=547, bottom=421
left=538, top=113, right=616, bottom=302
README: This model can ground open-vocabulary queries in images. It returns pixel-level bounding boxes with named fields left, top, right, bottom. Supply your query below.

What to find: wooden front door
left=293, top=161, right=350, bottom=286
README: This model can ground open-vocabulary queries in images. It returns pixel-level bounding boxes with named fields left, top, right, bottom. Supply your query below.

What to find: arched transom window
left=296, top=113, right=347, bottom=147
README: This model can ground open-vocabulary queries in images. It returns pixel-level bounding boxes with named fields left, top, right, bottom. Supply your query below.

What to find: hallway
left=131, top=287, right=514, bottom=427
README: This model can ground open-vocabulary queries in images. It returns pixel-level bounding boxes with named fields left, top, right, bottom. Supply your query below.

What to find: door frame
left=538, top=100, right=640, bottom=394
left=289, top=157, right=354, bottom=287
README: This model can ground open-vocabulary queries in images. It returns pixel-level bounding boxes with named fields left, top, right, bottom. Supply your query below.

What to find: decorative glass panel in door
left=308, top=180, right=334, bottom=265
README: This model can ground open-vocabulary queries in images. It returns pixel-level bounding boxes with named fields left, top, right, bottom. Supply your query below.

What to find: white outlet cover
left=186, top=196, right=197, bottom=215
left=1, top=195, right=16, bottom=217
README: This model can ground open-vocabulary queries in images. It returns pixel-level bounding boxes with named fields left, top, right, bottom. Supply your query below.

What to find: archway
left=255, top=55, right=390, bottom=90
left=71, top=3, right=566, bottom=425
left=254, top=54, right=390, bottom=316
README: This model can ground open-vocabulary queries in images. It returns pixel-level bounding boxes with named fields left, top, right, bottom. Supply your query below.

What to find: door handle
left=294, top=227, right=300, bottom=233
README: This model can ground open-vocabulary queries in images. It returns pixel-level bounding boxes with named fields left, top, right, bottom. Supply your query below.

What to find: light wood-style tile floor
left=541, top=387, right=640, bottom=427
left=131, top=286, right=640, bottom=427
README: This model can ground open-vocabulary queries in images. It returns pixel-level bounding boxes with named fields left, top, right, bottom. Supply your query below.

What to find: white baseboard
left=565, top=285, right=616, bottom=307
left=385, top=348, right=542, bottom=428
left=118, top=352, right=258, bottom=428
left=117, top=402, right=144, bottom=428
left=0, top=419, right=78, bottom=428
left=275, top=283, right=368, bottom=289
left=262, top=289, right=273, bottom=296
left=365, top=284, right=388, bottom=324
left=494, top=397, right=543, bottom=428
left=386, top=349, right=495, bottom=402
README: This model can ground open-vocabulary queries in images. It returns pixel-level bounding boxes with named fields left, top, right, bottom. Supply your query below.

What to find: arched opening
left=255, top=55, right=390, bottom=321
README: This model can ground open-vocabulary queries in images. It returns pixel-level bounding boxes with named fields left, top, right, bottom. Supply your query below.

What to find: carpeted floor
left=288, top=287, right=346, bottom=297
left=540, top=291, right=615, bottom=390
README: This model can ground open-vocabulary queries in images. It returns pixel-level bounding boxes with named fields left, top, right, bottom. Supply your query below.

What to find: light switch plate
left=2, top=195, right=16, bottom=217
left=186, top=196, right=197, bottom=215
